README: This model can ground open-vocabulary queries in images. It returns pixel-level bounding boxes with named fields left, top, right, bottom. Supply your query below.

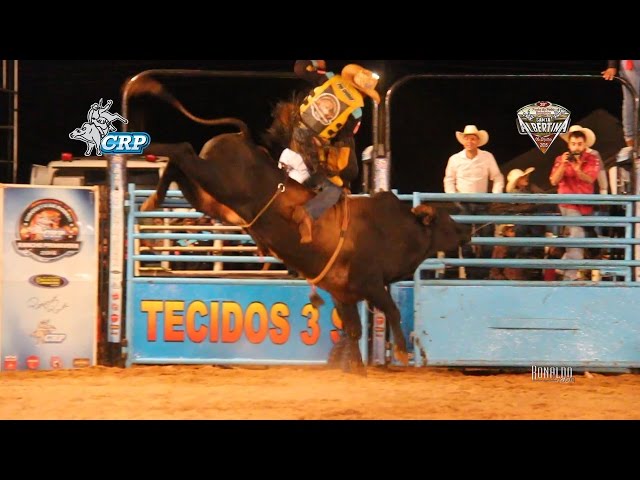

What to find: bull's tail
left=127, top=76, right=250, bottom=137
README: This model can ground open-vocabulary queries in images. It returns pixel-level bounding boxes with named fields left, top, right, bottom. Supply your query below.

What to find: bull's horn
left=411, top=204, right=436, bottom=225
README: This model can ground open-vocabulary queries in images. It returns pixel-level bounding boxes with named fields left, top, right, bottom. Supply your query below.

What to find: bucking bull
left=131, top=77, right=467, bottom=374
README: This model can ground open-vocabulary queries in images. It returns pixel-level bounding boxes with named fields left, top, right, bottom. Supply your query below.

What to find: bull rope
left=308, top=195, right=350, bottom=285
left=239, top=183, right=286, bottom=229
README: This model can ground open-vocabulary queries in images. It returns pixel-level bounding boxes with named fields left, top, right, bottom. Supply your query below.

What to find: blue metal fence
left=391, top=192, right=640, bottom=369
left=126, top=185, right=640, bottom=370
left=125, top=185, right=367, bottom=367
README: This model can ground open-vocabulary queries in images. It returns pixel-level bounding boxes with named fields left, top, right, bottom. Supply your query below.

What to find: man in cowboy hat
left=443, top=125, right=504, bottom=278
left=560, top=125, right=608, bottom=195
left=290, top=60, right=381, bottom=243
left=444, top=125, right=504, bottom=195
left=549, top=128, right=600, bottom=281
left=505, top=167, right=544, bottom=194
left=503, top=167, right=549, bottom=263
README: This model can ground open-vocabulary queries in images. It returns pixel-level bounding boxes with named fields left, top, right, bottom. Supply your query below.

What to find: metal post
left=107, top=154, right=126, bottom=365
left=12, top=61, right=18, bottom=184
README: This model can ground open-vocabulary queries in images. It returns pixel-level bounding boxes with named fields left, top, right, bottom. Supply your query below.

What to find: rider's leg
left=292, top=181, right=343, bottom=244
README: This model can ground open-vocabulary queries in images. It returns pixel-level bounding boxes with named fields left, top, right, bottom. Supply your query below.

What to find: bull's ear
left=411, top=204, right=436, bottom=225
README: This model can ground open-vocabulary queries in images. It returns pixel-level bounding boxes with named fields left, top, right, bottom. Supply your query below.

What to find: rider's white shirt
left=279, top=148, right=310, bottom=184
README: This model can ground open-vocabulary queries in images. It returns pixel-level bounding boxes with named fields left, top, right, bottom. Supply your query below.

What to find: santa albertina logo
left=516, top=101, right=570, bottom=153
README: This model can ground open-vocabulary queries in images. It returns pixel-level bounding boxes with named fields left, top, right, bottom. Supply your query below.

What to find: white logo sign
left=516, top=101, right=571, bottom=153
left=69, top=99, right=128, bottom=156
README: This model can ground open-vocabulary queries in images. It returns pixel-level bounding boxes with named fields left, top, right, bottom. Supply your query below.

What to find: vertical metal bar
left=359, top=301, right=368, bottom=365
left=624, top=201, right=633, bottom=281
left=126, top=183, right=136, bottom=367
left=12, top=60, right=18, bottom=184
left=107, top=155, right=126, bottom=351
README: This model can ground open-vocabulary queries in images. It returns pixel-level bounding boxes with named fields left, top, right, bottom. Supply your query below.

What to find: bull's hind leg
left=141, top=143, right=205, bottom=212
left=367, top=285, right=408, bottom=366
left=330, top=300, right=366, bottom=376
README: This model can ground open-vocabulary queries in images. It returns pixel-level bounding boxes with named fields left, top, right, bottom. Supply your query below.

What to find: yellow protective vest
left=299, top=74, right=363, bottom=140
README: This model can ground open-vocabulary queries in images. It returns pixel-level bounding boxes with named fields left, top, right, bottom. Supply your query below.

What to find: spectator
left=444, top=125, right=504, bottom=196
left=173, top=215, right=214, bottom=271
left=602, top=60, right=639, bottom=147
left=549, top=129, right=600, bottom=281
left=560, top=125, right=608, bottom=195
left=505, top=167, right=544, bottom=194
left=489, top=224, right=527, bottom=281
left=444, top=125, right=504, bottom=279
left=503, top=167, right=548, bottom=262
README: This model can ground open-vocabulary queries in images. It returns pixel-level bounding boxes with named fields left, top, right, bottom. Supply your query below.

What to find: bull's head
left=412, top=203, right=470, bottom=251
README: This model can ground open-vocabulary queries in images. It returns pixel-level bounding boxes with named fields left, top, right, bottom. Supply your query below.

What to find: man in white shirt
left=444, top=125, right=504, bottom=195
left=443, top=125, right=504, bottom=279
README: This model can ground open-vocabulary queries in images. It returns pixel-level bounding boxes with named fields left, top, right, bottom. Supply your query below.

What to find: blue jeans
left=559, top=206, right=585, bottom=281
left=620, top=60, right=640, bottom=142
left=305, top=180, right=343, bottom=220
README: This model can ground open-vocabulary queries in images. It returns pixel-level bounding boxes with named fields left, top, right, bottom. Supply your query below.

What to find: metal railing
left=393, top=192, right=640, bottom=285
left=128, top=186, right=286, bottom=278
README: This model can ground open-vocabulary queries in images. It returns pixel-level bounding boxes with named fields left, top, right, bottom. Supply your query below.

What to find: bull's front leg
left=330, top=299, right=366, bottom=376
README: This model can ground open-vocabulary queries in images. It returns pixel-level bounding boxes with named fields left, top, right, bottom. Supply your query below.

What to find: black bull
left=135, top=84, right=466, bottom=374
left=141, top=135, right=466, bottom=373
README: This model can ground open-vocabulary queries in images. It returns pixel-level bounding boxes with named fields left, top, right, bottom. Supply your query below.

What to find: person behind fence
left=172, top=215, right=214, bottom=271
left=502, top=166, right=549, bottom=264
left=288, top=60, right=381, bottom=244
left=489, top=224, right=527, bottom=281
left=443, top=125, right=504, bottom=278
left=602, top=60, right=640, bottom=147
left=560, top=125, right=608, bottom=195
left=560, top=125, right=609, bottom=243
left=549, top=129, right=600, bottom=281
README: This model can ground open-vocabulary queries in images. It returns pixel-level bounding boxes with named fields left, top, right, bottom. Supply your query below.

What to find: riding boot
left=292, top=206, right=313, bottom=244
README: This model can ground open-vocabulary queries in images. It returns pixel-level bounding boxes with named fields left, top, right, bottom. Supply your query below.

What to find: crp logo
left=69, top=99, right=151, bottom=156
left=101, top=132, right=150, bottom=154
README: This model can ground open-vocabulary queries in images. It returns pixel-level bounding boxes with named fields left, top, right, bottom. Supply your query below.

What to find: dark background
left=5, top=60, right=621, bottom=193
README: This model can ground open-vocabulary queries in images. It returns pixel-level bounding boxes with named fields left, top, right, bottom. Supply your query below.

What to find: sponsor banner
left=0, top=185, right=99, bottom=370
left=130, top=282, right=362, bottom=364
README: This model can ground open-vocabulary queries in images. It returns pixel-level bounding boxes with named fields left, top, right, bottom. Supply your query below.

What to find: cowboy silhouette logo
left=69, top=98, right=128, bottom=156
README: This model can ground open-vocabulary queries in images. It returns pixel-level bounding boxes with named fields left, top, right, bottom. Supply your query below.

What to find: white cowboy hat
left=506, top=167, right=535, bottom=193
left=560, top=125, right=596, bottom=147
left=496, top=223, right=516, bottom=237
left=455, top=125, right=489, bottom=147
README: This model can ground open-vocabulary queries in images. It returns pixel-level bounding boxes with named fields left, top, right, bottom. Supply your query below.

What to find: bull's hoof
left=393, top=346, right=409, bottom=366
left=327, top=339, right=346, bottom=369
left=340, top=340, right=367, bottom=376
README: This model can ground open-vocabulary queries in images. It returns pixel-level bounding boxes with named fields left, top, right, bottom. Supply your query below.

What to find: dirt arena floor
left=1, top=365, right=639, bottom=420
